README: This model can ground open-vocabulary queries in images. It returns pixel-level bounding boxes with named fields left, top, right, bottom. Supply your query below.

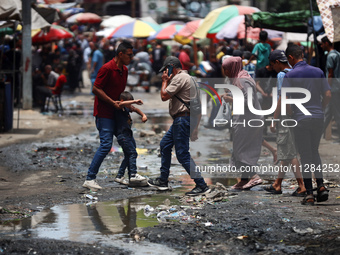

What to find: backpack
left=174, top=77, right=201, bottom=116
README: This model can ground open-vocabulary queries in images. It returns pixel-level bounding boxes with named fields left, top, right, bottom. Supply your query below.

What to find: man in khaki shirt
left=148, top=56, right=210, bottom=196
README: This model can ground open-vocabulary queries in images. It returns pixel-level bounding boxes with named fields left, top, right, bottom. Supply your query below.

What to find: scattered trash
left=138, top=165, right=148, bottom=170
left=156, top=210, right=187, bottom=222
left=144, top=205, right=155, bottom=217
left=85, top=201, right=97, bottom=206
left=204, top=222, right=214, bottom=227
left=84, top=194, right=98, bottom=200
left=163, top=198, right=171, bottom=206
left=237, top=235, right=248, bottom=240
left=292, top=227, right=314, bottom=235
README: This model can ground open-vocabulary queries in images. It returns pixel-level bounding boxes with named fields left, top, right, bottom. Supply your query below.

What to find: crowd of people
left=1, top=27, right=339, bottom=204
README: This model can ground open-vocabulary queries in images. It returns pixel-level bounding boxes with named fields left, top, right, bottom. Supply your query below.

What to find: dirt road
left=1, top=87, right=340, bottom=254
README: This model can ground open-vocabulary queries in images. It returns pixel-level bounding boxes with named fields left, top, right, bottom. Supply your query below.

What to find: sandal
left=291, top=188, right=307, bottom=197
left=263, top=184, right=282, bottom=194
left=316, top=185, right=329, bottom=202
left=242, top=175, right=263, bottom=190
left=230, top=180, right=248, bottom=190
left=301, top=194, right=315, bottom=206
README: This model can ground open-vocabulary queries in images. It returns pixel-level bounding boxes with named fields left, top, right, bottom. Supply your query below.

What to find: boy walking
left=114, top=91, right=148, bottom=185
left=266, top=50, right=306, bottom=196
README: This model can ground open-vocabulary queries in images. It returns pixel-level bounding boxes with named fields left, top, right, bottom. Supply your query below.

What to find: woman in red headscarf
left=221, top=56, right=266, bottom=190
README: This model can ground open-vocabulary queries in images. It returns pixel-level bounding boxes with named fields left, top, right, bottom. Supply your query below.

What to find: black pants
left=294, top=118, right=324, bottom=194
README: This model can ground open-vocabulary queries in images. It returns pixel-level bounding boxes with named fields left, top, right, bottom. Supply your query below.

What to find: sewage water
left=0, top=189, right=187, bottom=254
left=0, top=177, right=241, bottom=255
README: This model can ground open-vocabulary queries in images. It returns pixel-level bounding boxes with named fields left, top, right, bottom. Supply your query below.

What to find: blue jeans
left=117, top=133, right=138, bottom=178
left=90, top=78, right=96, bottom=96
left=294, top=118, right=324, bottom=195
left=86, top=117, right=115, bottom=180
left=160, top=116, right=206, bottom=187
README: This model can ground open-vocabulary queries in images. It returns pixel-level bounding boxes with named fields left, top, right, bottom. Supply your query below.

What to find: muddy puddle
left=0, top=177, right=236, bottom=254
left=0, top=191, right=185, bottom=254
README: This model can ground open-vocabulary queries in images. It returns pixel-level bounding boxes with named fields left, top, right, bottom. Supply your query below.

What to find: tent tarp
left=0, top=0, right=21, bottom=21
left=249, top=10, right=319, bottom=33
left=33, top=6, right=60, bottom=24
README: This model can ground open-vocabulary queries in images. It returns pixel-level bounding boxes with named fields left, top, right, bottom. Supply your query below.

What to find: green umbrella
left=0, top=27, right=13, bottom=35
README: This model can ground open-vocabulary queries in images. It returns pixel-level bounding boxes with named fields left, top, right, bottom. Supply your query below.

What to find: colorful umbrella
left=148, top=24, right=184, bottom=41
left=32, top=25, right=74, bottom=44
left=66, top=12, right=102, bottom=24
left=176, top=19, right=203, bottom=38
left=216, top=15, right=261, bottom=40
left=101, top=15, right=135, bottom=29
left=160, top=21, right=185, bottom=29
left=193, top=5, right=260, bottom=39
left=107, top=20, right=161, bottom=39
left=173, top=19, right=203, bottom=44
left=216, top=15, right=283, bottom=40
left=62, top=8, right=84, bottom=16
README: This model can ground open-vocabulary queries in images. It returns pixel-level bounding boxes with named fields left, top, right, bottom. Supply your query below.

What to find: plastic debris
left=204, top=222, right=214, bottom=227
left=157, top=210, right=187, bottom=222
left=237, top=236, right=248, bottom=240
left=138, top=165, right=148, bottom=170
left=292, top=227, right=314, bottom=235
left=143, top=205, right=155, bottom=217
left=84, top=194, right=98, bottom=200
left=144, top=205, right=155, bottom=213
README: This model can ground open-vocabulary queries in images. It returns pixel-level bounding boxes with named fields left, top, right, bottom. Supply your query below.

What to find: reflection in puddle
left=0, top=177, right=238, bottom=254
left=0, top=192, right=184, bottom=254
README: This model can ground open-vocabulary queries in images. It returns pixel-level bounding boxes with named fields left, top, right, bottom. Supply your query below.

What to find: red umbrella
left=32, top=25, right=74, bottom=44
left=66, top=13, right=102, bottom=24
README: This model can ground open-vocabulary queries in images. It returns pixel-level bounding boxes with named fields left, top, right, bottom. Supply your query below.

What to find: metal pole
left=309, top=0, right=319, bottom=67
left=22, top=0, right=32, bottom=109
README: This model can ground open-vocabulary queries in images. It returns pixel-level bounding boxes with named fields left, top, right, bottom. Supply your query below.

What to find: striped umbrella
left=174, top=19, right=203, bottom=44
left=216, top=15, right=283, bottom=40
left=107, top=20, right=161, bottom=39
left=193, top=5, right=260, bottom=39
left=148, top=24, right=184, bottom=40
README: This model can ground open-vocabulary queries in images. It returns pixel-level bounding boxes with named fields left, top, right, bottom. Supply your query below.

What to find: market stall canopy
left=316, top=0, right=340, bottom=42
left=0, top=0, right=21, bottom=21
left=2, top=0, right=51, bottom=30
left=248, top=10, right=319, bottom=33
left=33, top=5, right=60, bottom=24
left=193, top=5, right=260, bottom=39
left=31, top=8, right=51, bottom=30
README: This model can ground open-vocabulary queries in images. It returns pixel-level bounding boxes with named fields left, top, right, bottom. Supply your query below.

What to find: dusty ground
left=1, top=88, right=340, bottom=254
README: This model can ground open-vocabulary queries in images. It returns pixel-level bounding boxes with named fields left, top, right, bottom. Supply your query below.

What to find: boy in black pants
left=114, top=91, right=148, bottom=185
